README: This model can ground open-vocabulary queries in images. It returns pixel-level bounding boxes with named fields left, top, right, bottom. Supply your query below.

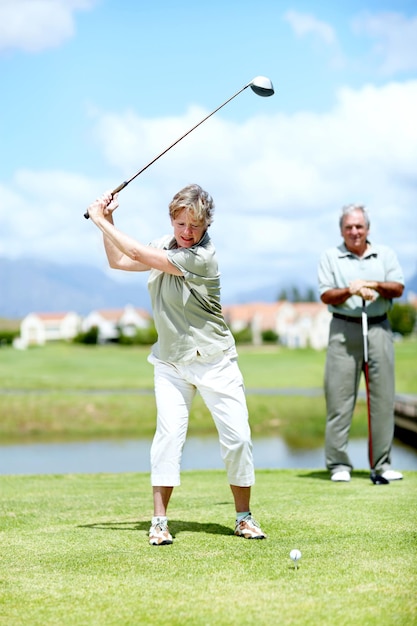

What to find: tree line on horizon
left=276, top=286, right=318, bottom=302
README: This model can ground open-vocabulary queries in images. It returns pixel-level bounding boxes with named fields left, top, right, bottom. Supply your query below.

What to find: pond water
left=0, top=436, right=416, bottom=475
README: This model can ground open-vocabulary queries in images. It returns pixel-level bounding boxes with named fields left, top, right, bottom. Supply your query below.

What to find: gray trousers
left=324, top=317, right=395, bottom=473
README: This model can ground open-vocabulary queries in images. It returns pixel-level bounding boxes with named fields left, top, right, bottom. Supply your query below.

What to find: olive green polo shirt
left=147, top=232, right=235, bottom=362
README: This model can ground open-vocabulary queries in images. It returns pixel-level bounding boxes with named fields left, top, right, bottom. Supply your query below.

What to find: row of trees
left=73, top=324, right=158, bottom=346
left=277, top=286, right=317, bottom=302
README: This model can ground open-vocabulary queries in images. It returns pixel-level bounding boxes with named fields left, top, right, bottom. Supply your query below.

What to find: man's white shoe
left=331, top=470, right=351, bottom=482
left=381, top=470, right=403, bottom=481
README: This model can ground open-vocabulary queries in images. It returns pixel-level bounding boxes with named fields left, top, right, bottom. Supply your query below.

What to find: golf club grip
left=112, top=181, right=128, bottom=195
left=83, top=181, right=128, bottom=219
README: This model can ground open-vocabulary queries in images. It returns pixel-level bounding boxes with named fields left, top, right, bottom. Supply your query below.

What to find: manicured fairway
left=1, top=470, right=416, bottom=625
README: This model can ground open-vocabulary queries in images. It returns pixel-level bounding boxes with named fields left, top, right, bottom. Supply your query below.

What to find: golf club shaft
left=84, top=84, right=250, bottom=219
left=362, top=298, right=373, bottom=468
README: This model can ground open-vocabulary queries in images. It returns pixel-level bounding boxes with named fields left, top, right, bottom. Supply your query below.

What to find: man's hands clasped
left=348, top=279, right=378, bottom=301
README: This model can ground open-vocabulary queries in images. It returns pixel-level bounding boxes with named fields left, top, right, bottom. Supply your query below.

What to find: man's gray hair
left=339, top=204, right=370, bottom=230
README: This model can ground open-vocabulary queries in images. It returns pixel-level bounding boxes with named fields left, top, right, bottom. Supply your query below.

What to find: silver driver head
left=249, top=76, right=274, bottom=97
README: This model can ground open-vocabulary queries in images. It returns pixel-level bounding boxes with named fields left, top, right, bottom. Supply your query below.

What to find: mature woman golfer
left=86, top=184, right=266, bottom=545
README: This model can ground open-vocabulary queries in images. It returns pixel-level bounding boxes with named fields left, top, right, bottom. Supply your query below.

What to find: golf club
left=362, top=298, right=389, bottom=485
left=84, top=75, right=274, bottom=219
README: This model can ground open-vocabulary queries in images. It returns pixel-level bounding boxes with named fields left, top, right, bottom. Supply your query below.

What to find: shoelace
left=243, top=517, right=265, bottom=535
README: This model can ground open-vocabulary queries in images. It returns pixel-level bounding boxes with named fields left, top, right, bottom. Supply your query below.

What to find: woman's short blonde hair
left=169, top=184, right=215, bottom=227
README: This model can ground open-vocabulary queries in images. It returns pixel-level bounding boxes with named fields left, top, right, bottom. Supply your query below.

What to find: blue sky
left=1, top=0, right=416, bottom=300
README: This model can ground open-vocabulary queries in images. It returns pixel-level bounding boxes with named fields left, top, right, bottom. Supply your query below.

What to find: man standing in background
left=318, top=204, right=404, bottom=482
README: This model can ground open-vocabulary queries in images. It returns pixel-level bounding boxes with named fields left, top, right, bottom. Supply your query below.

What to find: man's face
left=341, top=209, right=369, bottom=255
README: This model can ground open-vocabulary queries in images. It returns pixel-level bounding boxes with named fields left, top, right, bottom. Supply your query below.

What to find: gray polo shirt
left=318, top=241, right=404, bottom=317
left=147, top=231, right=235, bottom=362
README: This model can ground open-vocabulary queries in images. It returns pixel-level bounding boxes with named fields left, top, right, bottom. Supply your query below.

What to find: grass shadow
left=78, top=519, right=234, bottom=537
left=296, top=470, right=329, bottom=481
left=352, top=470, right=374, bottom=481
left=298, top=469, right=375, bottom=482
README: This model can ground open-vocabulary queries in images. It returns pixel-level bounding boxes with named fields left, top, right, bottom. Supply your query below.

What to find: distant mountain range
left=0, top=257, right=151, bottom=319
left=1, top=256, right=416, bottom=320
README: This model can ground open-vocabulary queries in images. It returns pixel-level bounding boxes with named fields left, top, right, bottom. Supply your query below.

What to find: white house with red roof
left=81, top=304, right=151, bottom=342
left=222, top=301, right=331, bottom=349
left=16, top=301, right=332, bottom=349
left=17, top=305, right=151, bottom=347
left=19, top=311, right=82, bottom=347
left=283, top=302, right=332, bottom=349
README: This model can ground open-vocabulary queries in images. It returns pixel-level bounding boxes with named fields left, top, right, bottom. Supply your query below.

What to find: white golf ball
left=290, top=549, right=301, bottom=561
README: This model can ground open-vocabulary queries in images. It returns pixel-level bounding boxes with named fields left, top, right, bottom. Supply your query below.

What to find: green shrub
left=261, top=329, right=278, bottom=343
left=0, top=330, right=19, bottom=345
left=118, top=324, right=158, bottom=345
left=388, top=303, right=416, bottom=336
left=232, top=325, right=253, bottom=344
left=73, top=326, right=99, bottom=345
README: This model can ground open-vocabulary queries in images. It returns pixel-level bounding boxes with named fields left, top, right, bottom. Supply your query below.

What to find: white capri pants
left=148, top=350, right=255, bottom=487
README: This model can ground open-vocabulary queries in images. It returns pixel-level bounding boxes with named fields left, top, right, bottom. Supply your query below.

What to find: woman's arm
left=100, top=210, right=148, bottom=271
left=87, top=192, right=183, bottom=276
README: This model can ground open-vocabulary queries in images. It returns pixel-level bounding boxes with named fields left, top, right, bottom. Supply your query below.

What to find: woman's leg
left=150, top=359, right=196, bottom=494
left=152, top=486, right=174, bottom=516
left=195, top=353, right=255, bottom=489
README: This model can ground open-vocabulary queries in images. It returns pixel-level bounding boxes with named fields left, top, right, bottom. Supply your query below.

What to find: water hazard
left=1, top=436, right=416, bottom=475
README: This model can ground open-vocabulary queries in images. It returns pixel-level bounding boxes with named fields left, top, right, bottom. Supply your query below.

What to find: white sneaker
left=234, top=514, right=266, bottom=539
left=149, top=518, right=173, bottom=545
left=331, top=470, right=351, bottom=482
left=381, top=470, right=403, bottom=481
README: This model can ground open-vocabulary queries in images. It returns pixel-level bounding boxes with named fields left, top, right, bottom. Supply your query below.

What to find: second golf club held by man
left=317, top=204, right=404, bottom=483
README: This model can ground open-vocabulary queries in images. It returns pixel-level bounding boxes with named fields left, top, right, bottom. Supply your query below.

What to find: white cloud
left=90, top=79, right=417, bottom=291
left=1, top=80, right=416, bottom=297
left=353, top=11, right=417, bottom=75
left=0, top=170, right=103, bottom=261
left=284, top=10, right=337, bottom=45
left=0, top=0, right=96, bottom=53
left=283, top=9, right=345, bottom=70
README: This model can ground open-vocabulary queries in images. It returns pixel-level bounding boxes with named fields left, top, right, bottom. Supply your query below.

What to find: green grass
left=0, top=340, right=415, bottom=443
left=1, top=341, right=416, bottom=623
left=0, top=344, right=155, bottom=390
left=0, top=339, right=415, bottom=392
left=0, top=470, right=416, bottom=626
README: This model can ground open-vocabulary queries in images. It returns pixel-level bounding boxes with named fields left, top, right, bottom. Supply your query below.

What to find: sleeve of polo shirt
left=317, top=249, right=336, bottom=295
left=167, top=247, right=212, bottom=283
left=381, top=246, right=405, bottom=285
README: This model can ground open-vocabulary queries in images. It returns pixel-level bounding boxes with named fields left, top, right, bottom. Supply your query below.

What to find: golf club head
left=249, top=76, right=274, bottom=97
left=370, top=471, right=390, bottom=485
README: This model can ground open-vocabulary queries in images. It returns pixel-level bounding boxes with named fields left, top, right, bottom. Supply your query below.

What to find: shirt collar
left=337, top=240, right=377, bottom=259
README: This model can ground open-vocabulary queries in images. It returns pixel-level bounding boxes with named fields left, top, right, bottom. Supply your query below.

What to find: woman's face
left=171, top=208, right=206, bottom=248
